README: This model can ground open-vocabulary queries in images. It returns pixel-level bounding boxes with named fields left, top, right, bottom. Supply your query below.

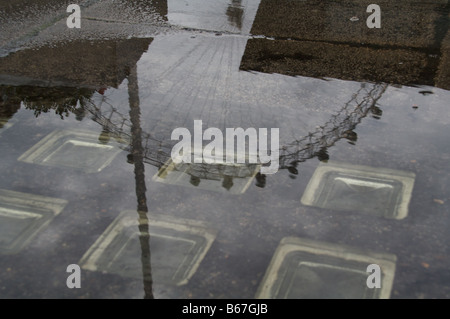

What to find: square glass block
left=153, top=157, right=260, bottom=195
left=18, top=129, right=122, bottom=173
left=0, top=189, right=67, bottom=254
left=256, top=237, right=397, bottom=299
left=301, top=161, right=415, bottom=219
left=80, top=211, right=217, bottom=286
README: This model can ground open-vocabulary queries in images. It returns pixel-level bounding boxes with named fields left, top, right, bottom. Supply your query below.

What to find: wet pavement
left=0, top=0, right=449, bottom=299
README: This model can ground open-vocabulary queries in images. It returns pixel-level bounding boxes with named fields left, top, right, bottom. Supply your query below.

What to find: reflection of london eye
left=80, top=81, right=388, bottom=177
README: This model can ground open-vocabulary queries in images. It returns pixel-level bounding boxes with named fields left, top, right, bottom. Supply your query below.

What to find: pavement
left=0, top=0, right=450, bottom=300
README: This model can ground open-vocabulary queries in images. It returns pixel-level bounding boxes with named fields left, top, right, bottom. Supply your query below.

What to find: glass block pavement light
left=79, top=211, right=218, bottom=286
left=301, top=161, right=416, bottom=219
left=0, top=189, right=67, bottom=254
left=153, top=157, right=260, bottom=195
left=255, top=237, right=397, bottom=299
left=18, top=129, right=122, bottom=173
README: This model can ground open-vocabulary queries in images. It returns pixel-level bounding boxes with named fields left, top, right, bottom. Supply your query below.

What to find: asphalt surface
left=0, top=0, right=449, bottom=300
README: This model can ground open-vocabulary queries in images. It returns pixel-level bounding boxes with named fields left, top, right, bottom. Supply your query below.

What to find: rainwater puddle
left=0, top=0, right=449, bottom=299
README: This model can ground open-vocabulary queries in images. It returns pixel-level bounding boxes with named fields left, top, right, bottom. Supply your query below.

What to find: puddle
left=0, top=0, right=449, bottom=299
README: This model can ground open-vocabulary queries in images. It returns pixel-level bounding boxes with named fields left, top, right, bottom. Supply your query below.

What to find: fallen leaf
left=421, top=262, right=430, bottom=269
